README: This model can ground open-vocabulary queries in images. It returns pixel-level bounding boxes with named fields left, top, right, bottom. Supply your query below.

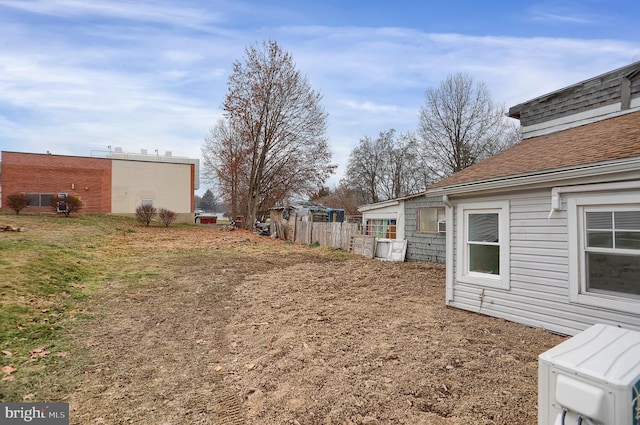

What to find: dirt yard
left=65, top=226, right=566, bottom=424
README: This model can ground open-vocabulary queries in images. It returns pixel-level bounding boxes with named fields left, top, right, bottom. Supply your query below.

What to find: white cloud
left=1, top=1, right=640, bottom=193
left=0, top=0, right=220, bottom=28
left=531, top=12, right=592, bottom=24
left=341, top=100, right=399, bottom=114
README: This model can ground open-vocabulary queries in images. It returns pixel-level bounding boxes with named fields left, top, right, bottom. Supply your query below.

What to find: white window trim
left=456, top=200, right=510, bottom=290
left=416, top=207, right=444, bottom=234
left=567, top=192, right=640, bottom=314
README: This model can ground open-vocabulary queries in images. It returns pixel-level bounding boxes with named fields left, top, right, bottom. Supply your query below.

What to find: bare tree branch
left=344, top=129, right=428, bottom=203
left=418, top=73, right=519, bottom=180
left=203, top=40, right=334, bottom=227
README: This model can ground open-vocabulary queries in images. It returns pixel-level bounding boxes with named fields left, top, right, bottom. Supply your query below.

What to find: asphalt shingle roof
left=430, top=110, right=640, bottom=189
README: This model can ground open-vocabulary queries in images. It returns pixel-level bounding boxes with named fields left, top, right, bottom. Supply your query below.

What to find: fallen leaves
left=2, top=365, right=17, bottom=381
left=29, top=347, right=51, bottom=359
left=2, top=365, right=17, bottom=374
left=1, top=346, right=67, bottom=383
left=1, top=224, right=25, bottom=232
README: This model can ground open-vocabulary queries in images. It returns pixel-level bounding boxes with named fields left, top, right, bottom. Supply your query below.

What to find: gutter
left=357, top=199, right=400, bottom=213
left=429, top=156, right=640, bottom=197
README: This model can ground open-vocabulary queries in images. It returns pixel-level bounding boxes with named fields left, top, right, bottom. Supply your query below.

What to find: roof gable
left=430, top=110, right=640, bottom=189
left=509, top=61, right=640, bottom=128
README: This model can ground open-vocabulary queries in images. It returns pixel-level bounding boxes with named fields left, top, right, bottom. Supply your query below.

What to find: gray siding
left=449, top=189, right=640, bottom=336
left=404, top=195, right=446, bottom=263
left=509, top=61, right=640, bottom=126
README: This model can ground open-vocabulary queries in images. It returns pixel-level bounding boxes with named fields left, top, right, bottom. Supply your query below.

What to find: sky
left=1, top=0, right=640, bottom=194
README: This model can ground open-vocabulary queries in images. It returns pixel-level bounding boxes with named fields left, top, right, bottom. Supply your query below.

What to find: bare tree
left=383, top=131, right=428, bottom=200
left=344, top=129, right=427, bottom=203
left=418, top=73, right=519, bottom=179
left=311, top=184, right=368, bottom=216
left=344, top=132, right=389, bottom=204
left=205, top=40, right=334, bottom=228
left=202, top=120, right=248, bottom=219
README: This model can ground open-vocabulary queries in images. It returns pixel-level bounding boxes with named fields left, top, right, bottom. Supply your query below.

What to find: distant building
left=0, top=149, right=199, bottom=222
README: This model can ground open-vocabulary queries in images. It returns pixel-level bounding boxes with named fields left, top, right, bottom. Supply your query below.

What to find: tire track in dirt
left=210, top=390, right=245, bottom=425
left=64, top=228, right=566, bottom=424
left=66, top=238, right=327, bottom=424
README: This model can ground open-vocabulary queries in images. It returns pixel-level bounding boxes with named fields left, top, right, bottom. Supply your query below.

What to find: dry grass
left=0, top=212, right=566, bottom=424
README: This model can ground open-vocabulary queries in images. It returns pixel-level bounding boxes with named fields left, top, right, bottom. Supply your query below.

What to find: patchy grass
left=0, top=212, right=173, bottom=401
left=0, top=212, right=357, bottom=404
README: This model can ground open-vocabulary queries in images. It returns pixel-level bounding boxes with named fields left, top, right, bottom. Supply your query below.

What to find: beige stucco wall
left=111, top=160, right=192, bottom=214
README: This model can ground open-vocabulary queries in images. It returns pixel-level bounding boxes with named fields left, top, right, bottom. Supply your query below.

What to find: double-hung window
left=568, top=192, right=640, bottom=313
left=456, top=201, right=510, bottom=289
left=585, top=209, right=640, bottom=297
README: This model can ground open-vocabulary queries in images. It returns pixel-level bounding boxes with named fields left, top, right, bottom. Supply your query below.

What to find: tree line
left=202, top=40, right=520, bottom=226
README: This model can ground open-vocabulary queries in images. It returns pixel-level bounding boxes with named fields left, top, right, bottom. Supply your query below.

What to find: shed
left=358, top=193, right=446, bottom=262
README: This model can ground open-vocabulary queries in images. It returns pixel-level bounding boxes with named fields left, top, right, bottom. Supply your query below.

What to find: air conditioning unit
left=538, top=323, right=640, bottom=425
left=437, top=221, right=446, bottom=233
left=56, top=193, right=68, bottom=213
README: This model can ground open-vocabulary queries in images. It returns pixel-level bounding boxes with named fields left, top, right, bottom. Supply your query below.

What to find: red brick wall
left=1, top=151, right=112, bottom=213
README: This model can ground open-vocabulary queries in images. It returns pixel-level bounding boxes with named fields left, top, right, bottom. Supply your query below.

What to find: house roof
left=357, top=191, right=433, bottom=212
left=430, top=110, right=640, bottom=190
left=508, top=60, right=640, bottom=124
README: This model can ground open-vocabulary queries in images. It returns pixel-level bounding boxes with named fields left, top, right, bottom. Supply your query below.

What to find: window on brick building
left=26, top=193, right=54, bottom=207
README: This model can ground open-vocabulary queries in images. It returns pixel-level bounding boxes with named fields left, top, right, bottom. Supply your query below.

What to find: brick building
left=0, top=150, right=199, bottom=222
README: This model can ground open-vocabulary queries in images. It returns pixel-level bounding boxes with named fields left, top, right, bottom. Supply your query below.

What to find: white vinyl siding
left=448, top=189, right=640, bottom=336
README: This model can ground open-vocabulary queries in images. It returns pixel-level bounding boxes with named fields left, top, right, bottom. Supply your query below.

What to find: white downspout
left=442, top=195, right=454, bottom=304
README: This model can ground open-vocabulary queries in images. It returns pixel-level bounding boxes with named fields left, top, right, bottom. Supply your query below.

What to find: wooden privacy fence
left=290, top=221, right=362, bottom=250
